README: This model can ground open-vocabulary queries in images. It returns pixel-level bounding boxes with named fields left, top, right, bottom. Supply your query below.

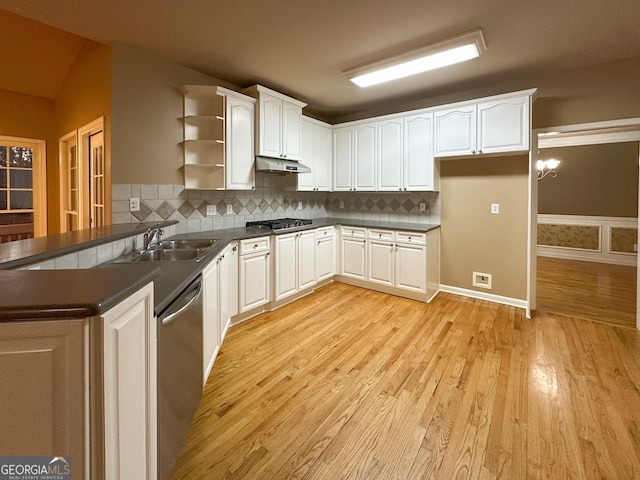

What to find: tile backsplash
left=112, top=174, right=440, bottom=233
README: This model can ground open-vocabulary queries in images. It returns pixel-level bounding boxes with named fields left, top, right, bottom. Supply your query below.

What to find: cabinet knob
left=472, top=150, right=477, bottom=154
left=404, top=188, right=407, bottom=191
left=252, top=186, right=256, bottom=190
left=253, top=244, right=258, bottom=249
left=478, top=149, right=483, bottom=154
left=232, top=246, right=237, bottom=252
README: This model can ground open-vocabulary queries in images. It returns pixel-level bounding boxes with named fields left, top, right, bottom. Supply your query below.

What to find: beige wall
left=53, top=40, right=112, bottom=233
left=440, top=155, right=529, bottom=301
left=110, top=43, right=234, bottom=185
left=539, top=142, right=639, bottom=217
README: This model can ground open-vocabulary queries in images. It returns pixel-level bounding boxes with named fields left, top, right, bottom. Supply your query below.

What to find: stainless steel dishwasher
left=157, top=276, right=203, bottom=480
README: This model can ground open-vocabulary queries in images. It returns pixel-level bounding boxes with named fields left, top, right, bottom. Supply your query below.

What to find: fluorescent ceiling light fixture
left=346, top=30, right=486, bottom=88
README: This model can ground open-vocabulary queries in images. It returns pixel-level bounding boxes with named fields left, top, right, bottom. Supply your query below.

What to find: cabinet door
left=333, top=127, right=353, bottom=191
left=226, top=96, right=255, bottom=190
left=477, top=96, right=530, bottom=154
left=340, top=237, right=367, bottom=280
left=0, top=320, right=85, bottom=478
left=229, top=243, right=239, bottom=318
left=354, top=123, right=376, bottom=190
left=274, top=233, right=298, bottom=301
left=258, top=93, right=282, bottom=158
left=434, top=105, right=477, bottom=157
left=219, top=249, right=231, bottom=342
left=282, top=100, right=303, bottom=160
left=202, top=258, right=220, bottom=382
left=368, top=240, right=395, bottom=287
left=298, top=230, right=316, bottom=291
left=102, top=284, right=156, bottom=480
left=298, top=119, right=315, bottom=191
left=404, top=112, right=435, bottom=191
left=315, top=236, right=335, bottom=282
left=240, top=252, right=270, bottom=312
left=377, top=118, right=403, bottom=191
left=396, top=243, right=427, bottom=293
left=314, top=125, right=332, bottom=191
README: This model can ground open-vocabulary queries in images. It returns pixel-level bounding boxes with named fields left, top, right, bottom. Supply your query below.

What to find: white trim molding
left=537, top=214, right=637, bottom=266
left=440, top=284, right=527, bottom=310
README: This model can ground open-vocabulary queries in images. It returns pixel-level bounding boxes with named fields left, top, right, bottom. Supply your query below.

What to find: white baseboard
left=537, top=247, right=637, bottom=266
left=440, top=284, right=527, bottom=309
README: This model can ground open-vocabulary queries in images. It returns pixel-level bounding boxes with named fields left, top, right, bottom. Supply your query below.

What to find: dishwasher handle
left=161, top=280, right=202, bottom=326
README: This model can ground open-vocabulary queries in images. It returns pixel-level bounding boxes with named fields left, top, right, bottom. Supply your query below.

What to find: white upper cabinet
left=333, top=126, right=354, bottom=191
left=298, top=117, right=332, bottom=191
left=243, top=84, right=307, bottom=161
left=181, top=85, right=256, bottom=190
left=377, top=117, right=403, bottom=191
left=434, top=91, right=534, bottom=157
left=404, top=112, right=437, bottom=191
left=354, top=123, right=376, bottom=190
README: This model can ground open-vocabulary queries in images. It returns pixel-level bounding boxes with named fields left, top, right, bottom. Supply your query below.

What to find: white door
left=226, top=96, right=255, bottom=190
left=298, top=119, right=315, bottom=191
left=239, top=252, right=270, bottom=312
left=478, top=96, right=530, bottom=154
left=434, top=105, right=477, bottom=157
left=333, top=127, right=353, bottom=191
left=202, top=258, right=220, bottom=381
left=340, top=237, right=367, bottom=280
left=298, top=230, right=316, bottom=290
left=377, top=118, right=403, bottom=191
left=315, top=125, right=332, bottom=191
left=258, top=94, right=282, bottom=158
left=315, top=236, right=335, bottom=282
left=354, top=123, right=376, bottom=190
left=404, top=113, right=434, bottom=191
left=219, top=248, right=231, bottom=342
left=396, top=243, right=427, bottom=293
left=282, top=101, right=302, bottom=160
left=275, top=233, right=298, bottom=301
left=368, top=240, right=395, bottom=287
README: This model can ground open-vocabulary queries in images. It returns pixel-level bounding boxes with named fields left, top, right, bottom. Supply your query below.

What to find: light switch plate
left=419, top=202, right=426, bottom=212
left=297, top=201, right=303, bottom=210
left=206, top=204, right=217, bottom=216
left=129, top=198, right=140, bottom=212
left=491, top=203, right=500, bottom=214
left=226, top=204, right=233, bottom=215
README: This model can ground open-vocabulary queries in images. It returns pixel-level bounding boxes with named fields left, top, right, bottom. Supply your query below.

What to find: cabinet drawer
left=240, top=236, right=270, bottom=255
left=368, top=229, right=394, bottom=242
left=395, top=231, right=426, bottom=245
left=341, top=226, right=367, bottom=238
left=315, top=226, right=334, bottom=240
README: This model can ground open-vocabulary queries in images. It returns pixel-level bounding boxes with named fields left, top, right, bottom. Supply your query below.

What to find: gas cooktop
left=246, top=218, right=312, bottom=230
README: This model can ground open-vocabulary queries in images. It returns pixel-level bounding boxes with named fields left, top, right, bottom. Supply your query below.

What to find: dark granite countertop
left=0, top=218, right=440, bottom=322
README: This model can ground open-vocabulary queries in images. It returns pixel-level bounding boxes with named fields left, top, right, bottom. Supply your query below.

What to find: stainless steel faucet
left=143, top=226, right=164, bottom=250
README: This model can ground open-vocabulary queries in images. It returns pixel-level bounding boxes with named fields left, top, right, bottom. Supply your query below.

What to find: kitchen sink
left=110, top=238, right=218, bottom=263
left=159, top=239, right=217, bottom=250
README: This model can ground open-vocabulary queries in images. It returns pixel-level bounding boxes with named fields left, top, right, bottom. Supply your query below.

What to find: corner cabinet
left=434, top=90, right=534, bottom=157
left=181, top=85, right=256, bottom=190
left=243, top=84, right=307, bottom=161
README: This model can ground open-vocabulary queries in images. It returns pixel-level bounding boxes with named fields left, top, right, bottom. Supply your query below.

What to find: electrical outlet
left=419, top=202, right=426, bottom=212
left=491, top=203, right=500, bottom=215
left=129, top=197, right=140, bottom=212
left=339, top=200, right=344, bottom=209
left=206, top=204, right=217, bottom=216
left=298, top=201, right=303, bottom=210
left=472, top=271, right=492, bottom=289
left=226, top=204, right=233, bottom=215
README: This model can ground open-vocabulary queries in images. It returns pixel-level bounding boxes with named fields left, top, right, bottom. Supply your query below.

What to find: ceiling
left=1, top=0, right=639, bottom=120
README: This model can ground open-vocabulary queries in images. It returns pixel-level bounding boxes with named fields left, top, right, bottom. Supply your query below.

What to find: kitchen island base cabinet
left=0, top=320, right=85, bottom=478
left=99, top=283, right=156, bottom=480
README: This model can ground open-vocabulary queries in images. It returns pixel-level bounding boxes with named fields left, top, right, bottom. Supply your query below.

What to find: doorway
left=0, top=135, right=47, bottom=242
left=59, top=117, right=106, bottom=232
left=529, top=120, right=640, bottom=329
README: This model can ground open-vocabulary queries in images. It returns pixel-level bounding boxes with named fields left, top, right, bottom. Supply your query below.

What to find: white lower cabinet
left=368, top=238, right=395, bottom=287
left=340, top=227, right=367, bottom=280
left=274, top=230, right=316, bottom=301
left=239, top=236, right=271, bottom=313
left=315, top=227, right=335, bottom=282
left=395, top=241, right=427, bottom=293
left=101, top=283, right=156, bottom=480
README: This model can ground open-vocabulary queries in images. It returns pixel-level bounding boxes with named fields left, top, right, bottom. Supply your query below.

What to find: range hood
left=255, top=156, right=310, bottom=174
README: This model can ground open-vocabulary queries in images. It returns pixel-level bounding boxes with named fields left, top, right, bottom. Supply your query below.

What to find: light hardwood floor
left=537, top=256, right=637, bottom=328
left=172, top=282, right=640, bottom=480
